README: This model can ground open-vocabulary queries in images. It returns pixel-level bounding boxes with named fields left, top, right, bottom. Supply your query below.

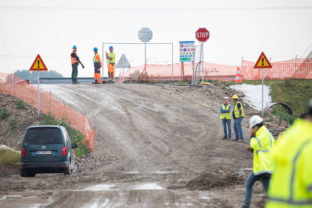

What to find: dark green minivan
left=20, top=125, right=77, bottom=177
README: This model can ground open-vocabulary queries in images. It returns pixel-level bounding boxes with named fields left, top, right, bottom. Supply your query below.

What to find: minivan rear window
left=24, top=128, right=64, bottom=145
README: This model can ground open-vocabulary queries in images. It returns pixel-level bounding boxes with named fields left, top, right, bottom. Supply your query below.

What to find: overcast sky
left=0, top=0, right=311, bottom=77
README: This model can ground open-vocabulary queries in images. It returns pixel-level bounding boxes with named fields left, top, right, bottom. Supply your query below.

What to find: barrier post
left=261, top=68, right=264, bottom=116
left=37, top=72, right=40, bottom=118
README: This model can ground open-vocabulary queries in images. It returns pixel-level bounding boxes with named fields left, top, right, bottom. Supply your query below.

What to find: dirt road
left=0, top=83, right=266, bottom=207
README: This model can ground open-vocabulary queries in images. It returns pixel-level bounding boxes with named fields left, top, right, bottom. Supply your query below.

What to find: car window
left=24, top=128, right=63, bottom=145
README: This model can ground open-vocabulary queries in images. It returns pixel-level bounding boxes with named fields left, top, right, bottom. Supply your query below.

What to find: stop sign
left=196, top=28, right=209, bottom=42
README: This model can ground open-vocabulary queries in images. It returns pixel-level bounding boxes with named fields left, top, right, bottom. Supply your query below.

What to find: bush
left=0, top=108, right=10, bottom=120
left=15, top=100, right=26, bottom=109
left=272, top=108, right=295, bottom=124
left=9, top=114, right=18, bottom=131
left=0, top=149, right=20, bottom=166
left=42, top=114, right=90, bottom=157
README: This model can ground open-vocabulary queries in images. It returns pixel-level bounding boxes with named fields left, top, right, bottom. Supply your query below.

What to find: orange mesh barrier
left=124, top=62, right=237, bottom=81
left=0, top=72, right=94, bottom=151
left=241, top=58, right=312, bottom=80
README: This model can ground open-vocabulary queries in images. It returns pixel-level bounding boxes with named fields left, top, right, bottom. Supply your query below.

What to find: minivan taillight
left=21, top=147, right=26, bottom=157
left=62, top=147, right=67, bottom=156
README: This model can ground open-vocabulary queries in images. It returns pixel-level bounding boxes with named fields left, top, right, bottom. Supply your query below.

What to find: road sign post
left=30, top=54, right=48, bottom=117
left=254, top=52, right=272, bottom=116
left=196, top=28, right=209, bottom=82
left=138, top=27, right=153, bottom=74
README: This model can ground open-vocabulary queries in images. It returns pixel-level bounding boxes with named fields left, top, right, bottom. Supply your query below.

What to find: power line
left=0, top=5, right=312, bottom=11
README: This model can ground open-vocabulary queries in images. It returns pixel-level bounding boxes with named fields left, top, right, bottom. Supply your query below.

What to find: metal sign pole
left=171, top=42, right=173, bottom=80
left=102, top=43, right=104, bottom=81
left=261, top=68, right=264, bottom=116
left=201, top=43, right=204, bottom=82
left=37, top=72, right=40, bottom=117
left=144, top=43, right=147, bottom=71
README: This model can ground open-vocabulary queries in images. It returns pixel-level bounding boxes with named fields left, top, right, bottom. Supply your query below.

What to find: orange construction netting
left=123, top=62, right=237, bottom=81
left=0, top=72, right=94, bottom=151
left=241, top=58, right=312, bottom=80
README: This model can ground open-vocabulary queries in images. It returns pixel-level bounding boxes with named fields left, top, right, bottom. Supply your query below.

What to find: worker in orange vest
left=70, top=45, right=84, bottom=84
left=93, top=47, right=102, bottom=84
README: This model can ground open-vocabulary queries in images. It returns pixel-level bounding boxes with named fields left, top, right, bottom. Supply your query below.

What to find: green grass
left=0, top=149, right=20, bottom=166
left=14, top=99, right=26, bottom=109
left=0, top=108, right=10, bottom=120
left=41, top=114, right=90, bottom=157
left=224, top=79, right=312, bottom=123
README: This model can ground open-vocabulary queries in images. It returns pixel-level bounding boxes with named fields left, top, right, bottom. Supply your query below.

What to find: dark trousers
left=244, top=171, right=271, bottom=206
left=71, top=63, right=78, bottom=83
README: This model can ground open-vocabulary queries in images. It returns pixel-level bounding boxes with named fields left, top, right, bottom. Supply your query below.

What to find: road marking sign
left=254, top=52, right=272, bottom=68
left=30, top=54, right=48, bottom=71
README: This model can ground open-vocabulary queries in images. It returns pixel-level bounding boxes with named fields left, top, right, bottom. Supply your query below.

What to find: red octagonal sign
left=196, top=28, right=209, bottom=42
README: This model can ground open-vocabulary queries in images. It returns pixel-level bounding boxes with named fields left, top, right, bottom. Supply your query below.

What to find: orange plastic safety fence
left=241, top=58, right=312, bottom=80
left=123, top=62, right=237, bottom=81
left=0, top=72, right=95, bottom=151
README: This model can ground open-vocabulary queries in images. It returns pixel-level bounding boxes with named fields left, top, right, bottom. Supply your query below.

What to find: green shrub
left=42, top=114, right=90, bottom=157
left=272, top=108, right=296, bottom=124
left=9, top=114, right=18, bottom=131
left=15, top=100, right=26, bottom=109
left=0, top=149, right=20, bottom=166
left=0, top=108, right=10, bottom=120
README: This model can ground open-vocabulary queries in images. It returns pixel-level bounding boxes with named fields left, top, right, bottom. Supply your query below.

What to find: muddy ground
left=0, top=83, right=268, bottom=207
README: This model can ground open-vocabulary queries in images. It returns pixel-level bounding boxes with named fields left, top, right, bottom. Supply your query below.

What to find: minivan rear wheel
left=64, top=161, right=72, bottom=175
left=20, top=169, right=36, bottom=177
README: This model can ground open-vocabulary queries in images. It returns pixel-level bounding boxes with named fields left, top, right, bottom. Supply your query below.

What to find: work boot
left=222, top=136, right=227, bottom=140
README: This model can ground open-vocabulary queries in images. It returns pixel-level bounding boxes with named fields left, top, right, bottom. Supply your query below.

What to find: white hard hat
left=224, top=96, right=229, bottom=100
left=249, top=115, right=263, bottom=129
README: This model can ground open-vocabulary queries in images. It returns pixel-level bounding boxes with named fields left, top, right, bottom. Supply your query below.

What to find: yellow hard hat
left=232, top=95, right=239, bottom=99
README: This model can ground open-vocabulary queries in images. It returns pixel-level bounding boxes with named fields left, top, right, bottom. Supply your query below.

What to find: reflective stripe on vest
left=268, top=139, right=312, bottom=205
left=255, top=128, right=274, bottom=154
left=234, top=101, right=245, bottom=118
left=220, top=104, right=231, bottom=119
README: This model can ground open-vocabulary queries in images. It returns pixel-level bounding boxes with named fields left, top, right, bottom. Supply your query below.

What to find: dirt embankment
left=0, top=83, right=270, bottom=207
left=0, top=94, right=44, bottom=148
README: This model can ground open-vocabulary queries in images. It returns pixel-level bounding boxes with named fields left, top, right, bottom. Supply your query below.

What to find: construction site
left=1, top=0, right=312, bottom=208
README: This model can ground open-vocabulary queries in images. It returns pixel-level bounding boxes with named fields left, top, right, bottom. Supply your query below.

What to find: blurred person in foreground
left=266, top=98, right=312, bottom=208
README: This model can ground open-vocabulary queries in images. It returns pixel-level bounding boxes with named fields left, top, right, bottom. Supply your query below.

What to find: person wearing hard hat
left=70, top=45, right=84, bottom=84
left=242, top=115, right=275, bottom=208
left=232, top=94, right=245, bottom=141
left=266, top=98, right=312, bottom=208
left=106, top=46, right=116, bottom=82
left=220, top=96, right=232, bottom=139
left=93, top=47, right=102, bottom=84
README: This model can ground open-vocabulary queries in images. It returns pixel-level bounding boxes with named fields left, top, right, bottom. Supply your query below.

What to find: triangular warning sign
left=30, top=54, right=48, bottom=71
left=254, top=52, right=272, bottom=69
left=116, top=54, right=131, bottom=68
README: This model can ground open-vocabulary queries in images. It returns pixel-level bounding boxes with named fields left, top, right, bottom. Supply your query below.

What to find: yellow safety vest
left=108, top=52, right=115, bottom=64
left=266, top=119, right=312, bottom=208
left=234, top=101, right=245, bottom=118
left=220, top=104, right=232, bottom=120
left=250, top=125, right=275, bottom=175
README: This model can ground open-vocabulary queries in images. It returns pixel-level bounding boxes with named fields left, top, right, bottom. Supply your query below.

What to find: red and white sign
left=196, top=28, right=209, bottom=42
